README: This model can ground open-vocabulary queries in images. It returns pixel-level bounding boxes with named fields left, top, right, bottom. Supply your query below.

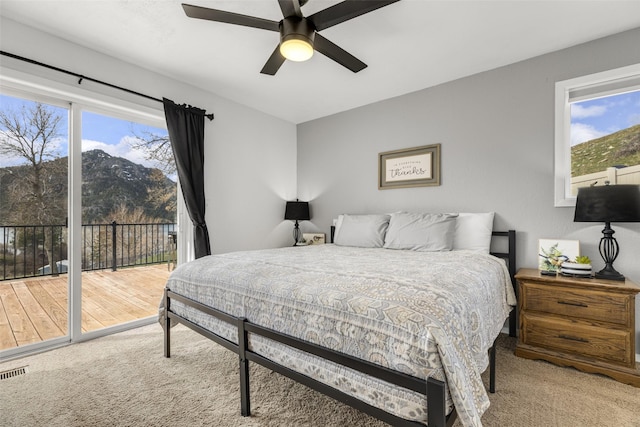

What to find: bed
left=161, top=213, right=517, bottom=427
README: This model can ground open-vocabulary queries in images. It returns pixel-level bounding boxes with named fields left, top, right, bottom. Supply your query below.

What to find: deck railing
left=0, top=222, right=176, bottom=281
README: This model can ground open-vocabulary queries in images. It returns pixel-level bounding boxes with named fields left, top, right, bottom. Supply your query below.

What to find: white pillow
left=334, top=214, right=391, bottom=248
left=452, top=212, right=495, bottom=253
left=383, top=212, right=458, bottom=251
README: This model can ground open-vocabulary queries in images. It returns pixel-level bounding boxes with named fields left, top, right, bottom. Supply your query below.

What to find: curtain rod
left=0, top=50, right=214, bottom=121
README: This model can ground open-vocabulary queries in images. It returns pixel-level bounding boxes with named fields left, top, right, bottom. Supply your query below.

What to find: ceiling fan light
left=280, top=37, right=314, bottom=62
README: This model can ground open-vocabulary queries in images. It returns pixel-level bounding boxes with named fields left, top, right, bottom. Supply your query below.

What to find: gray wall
left=1, top=17, right=298, bottom=255
left=297, top=28, right=640, bottom=353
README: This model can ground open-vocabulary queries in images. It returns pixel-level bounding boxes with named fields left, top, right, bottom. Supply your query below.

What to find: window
left=554, top=63, right=640, bottom=207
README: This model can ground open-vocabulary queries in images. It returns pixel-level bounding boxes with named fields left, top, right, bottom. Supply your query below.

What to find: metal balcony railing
left=0, top=222, right=176, bottom=281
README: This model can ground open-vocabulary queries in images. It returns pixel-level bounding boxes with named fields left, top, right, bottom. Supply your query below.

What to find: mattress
left=161, top=244, right=516, bottom=427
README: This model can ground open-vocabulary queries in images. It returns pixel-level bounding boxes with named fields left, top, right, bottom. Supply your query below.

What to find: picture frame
left=378, top=144, right=441, bottom=189
left=538, top=239, right=580, bottom=273
left=303, top=233, right=325, bottom=245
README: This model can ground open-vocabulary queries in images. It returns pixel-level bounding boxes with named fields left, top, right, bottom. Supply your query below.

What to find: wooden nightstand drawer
left=515, top=268, right=640, bottom=386
left=521, top=282, right=630, bottom=326
left=521, top=312, right=632, bottom=366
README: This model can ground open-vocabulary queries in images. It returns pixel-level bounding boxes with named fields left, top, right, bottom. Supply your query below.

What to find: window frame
left=554, top=63, right=640, bottom=207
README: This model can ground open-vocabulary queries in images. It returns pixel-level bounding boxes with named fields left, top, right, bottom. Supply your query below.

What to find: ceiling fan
left=182, top=0, right=401, bottom=75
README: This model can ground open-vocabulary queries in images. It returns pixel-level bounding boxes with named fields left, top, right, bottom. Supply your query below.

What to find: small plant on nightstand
left=560, top=255, right=592, bottom=277
left=575, top=255, right=591, bottom=265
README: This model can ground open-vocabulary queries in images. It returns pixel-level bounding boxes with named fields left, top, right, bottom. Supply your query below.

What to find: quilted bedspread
left=161, top=244, right=516, bottom=427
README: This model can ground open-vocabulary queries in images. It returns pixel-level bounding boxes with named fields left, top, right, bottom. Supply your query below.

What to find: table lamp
left=284, top=200, right=310, bottom=246
left=573, top=183, right=640, bottom=281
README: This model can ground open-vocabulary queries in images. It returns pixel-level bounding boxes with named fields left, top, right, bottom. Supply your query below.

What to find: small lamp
left=284, top=200, right=310, bottom=246
left=574, top=184, right=640, bottom=281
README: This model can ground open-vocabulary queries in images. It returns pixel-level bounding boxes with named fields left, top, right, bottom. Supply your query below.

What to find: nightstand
left=515, top=268, right=640, bottom=387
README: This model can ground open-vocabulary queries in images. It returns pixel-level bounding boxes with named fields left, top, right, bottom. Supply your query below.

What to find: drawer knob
left=558, top=334, right=590, bottom=343
left=557, top=300, right=588, bottom=308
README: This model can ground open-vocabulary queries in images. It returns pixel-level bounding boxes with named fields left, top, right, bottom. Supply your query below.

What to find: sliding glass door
left=0, top=92, right=69, bottom=352
left=0, top=85, right=173, bottom=357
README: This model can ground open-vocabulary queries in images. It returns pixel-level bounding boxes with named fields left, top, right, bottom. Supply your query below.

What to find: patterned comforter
left=161, top=244, right=516, bottom=427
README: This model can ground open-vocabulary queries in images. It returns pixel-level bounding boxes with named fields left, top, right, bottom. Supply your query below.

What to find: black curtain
left=163, top=98, right=211, bottom=259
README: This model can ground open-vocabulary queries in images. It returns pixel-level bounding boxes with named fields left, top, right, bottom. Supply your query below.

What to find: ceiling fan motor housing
left=280, top=17, right=316, bottom=51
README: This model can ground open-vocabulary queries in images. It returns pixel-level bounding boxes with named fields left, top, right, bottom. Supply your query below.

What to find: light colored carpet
left=1, top=324, right=638, bottom=427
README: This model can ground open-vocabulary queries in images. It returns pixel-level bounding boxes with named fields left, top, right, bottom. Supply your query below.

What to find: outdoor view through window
left=570, top=89, right=640, bottom=195
left=0, top=93, right=175, bottom=352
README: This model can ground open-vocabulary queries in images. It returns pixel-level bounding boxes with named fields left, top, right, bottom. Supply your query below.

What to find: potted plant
left=561, top=256, right=592, bottom=276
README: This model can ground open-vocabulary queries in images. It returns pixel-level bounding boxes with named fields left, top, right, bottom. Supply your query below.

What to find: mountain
left=81, top=149, right=176, bottom=222
left=0, top=149, right=176, bottom=224
left=571, top=124, right=640, bottom=177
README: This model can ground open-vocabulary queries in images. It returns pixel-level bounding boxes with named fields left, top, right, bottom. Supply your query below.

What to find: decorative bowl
left=560, top=261, right=592, bottom=277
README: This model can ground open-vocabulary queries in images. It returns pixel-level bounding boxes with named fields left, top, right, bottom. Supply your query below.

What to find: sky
left=0, top=94, right=169, bottom=172
left=570, top=89, right=640, bottom=146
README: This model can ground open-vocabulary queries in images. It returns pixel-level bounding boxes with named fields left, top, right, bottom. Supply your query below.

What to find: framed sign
left=378, top=144, right=441, bottom=189
left=303, top=233, right=325, bottom=245
left=538, top=239, right=580, bottom=274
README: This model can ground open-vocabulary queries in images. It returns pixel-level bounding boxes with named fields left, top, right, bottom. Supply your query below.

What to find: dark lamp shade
left=284, top=201, right=310, bottom=221
left=574, top=184, right=640, bottom=223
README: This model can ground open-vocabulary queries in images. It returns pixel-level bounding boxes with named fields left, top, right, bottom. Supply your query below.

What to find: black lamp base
left=595, top=222, right=625, bottom=281
left=594, top=265, right=625, bottom=281
left=292, top=220, right=301, bottom=246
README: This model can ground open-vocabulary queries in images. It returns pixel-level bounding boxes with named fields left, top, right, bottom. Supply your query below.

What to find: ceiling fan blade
left=308, top=0, right=400, bottom=31
left=260, top=46, right=287, bottom=75
left=182, top=3, right=280, bottom=32
left=278, top=0, right=302, bottom=18
left=314, top=34, right=366, bottom=73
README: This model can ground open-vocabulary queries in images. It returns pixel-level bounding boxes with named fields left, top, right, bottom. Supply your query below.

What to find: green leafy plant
left=574, top=255, right=591, bottom=264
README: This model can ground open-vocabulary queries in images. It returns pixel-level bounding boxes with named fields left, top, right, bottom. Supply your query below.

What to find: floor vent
left=0, top=366, right=28, bottom=380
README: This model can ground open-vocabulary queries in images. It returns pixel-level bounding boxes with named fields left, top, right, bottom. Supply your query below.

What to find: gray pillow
left=334, top=214, right=391, bottom=248
left=383, top=212, right=458, bottom=251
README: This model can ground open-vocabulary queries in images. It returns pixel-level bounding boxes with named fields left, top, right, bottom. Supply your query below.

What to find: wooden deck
left=0, top=264, right=170, bottom=351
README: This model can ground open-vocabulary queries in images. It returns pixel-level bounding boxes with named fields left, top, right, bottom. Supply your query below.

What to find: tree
left=104, top=203, right=153, bottom=225
left=0, top=102, right=66, bottom=275
left=130, top=130, right=177, bottom=223
left=146, top=168, right=177, bottom=221
left=130, top=131, right=176, bottom=176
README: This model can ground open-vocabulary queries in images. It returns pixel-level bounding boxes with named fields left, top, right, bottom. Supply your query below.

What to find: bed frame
left=163, top=229, right=516, bottom=427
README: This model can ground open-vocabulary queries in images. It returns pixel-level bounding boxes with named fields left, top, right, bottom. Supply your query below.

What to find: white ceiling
left=2, top=1, right=640, bottom=124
